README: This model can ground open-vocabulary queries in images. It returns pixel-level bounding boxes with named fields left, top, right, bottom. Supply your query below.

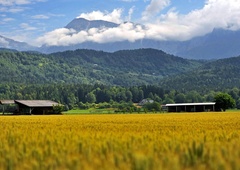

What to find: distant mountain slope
left=159, top=55, right=240, bottom=91
left=0, top=35, right=35, bottom=52
left=0, top=48, right=202, bottom=86
left=176, top=29, right=240, bottom=59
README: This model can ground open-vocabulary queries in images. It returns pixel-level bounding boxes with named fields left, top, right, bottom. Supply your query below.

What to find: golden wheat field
left=0, top=112, right=240, bottom=170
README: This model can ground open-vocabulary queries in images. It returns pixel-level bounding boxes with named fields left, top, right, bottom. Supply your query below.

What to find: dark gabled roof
left=0, top=100, right=15, bottom=105
left=15, top=100, right=59, bottom=107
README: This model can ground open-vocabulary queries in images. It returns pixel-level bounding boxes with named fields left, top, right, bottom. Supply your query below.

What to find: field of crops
left=0, top=112, right=240, bottom=170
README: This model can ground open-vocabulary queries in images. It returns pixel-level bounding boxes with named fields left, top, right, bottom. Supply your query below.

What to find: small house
left=138, top=99, right=154, bottom=106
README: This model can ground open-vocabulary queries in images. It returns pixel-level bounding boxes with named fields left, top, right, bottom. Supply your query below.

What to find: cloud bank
left=37, top=0, right=240, bottom=46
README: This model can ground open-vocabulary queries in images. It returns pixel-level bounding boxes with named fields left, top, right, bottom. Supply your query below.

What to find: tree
left=85, top=92, right=96, bottom=103
left=214, top=92, right=236, bottom=111
left=162, top=97, right=175, bottom=105
left=236, top=98, right=240, bottom=109
left=143, top=102, right=161, bottom=112
left=148, top=92, right=154, bottom=100
left=125, top=90, right=133, bottom=102
left=53, top=104, right=64, bottom=114
left=175, top=93, right=186, bottom=103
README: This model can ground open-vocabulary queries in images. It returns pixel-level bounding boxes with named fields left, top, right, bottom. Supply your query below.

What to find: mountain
left=39, top=18, right=240, bottom=59
left=159, top=55, right=240, bottom=91
left=0, top=48, right=202, bottom=86
left=175, top=29, right=240, bottom=59
left=65, top=18, right=119, bottom=31
left=0, top=35, right=35, bottom=52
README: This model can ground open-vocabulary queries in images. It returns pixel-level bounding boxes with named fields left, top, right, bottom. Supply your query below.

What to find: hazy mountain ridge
left=0, top=35, right=36, bottom=52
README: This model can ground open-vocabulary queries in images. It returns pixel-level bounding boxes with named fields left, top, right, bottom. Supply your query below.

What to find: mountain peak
left=65, top=18, right=119, bottom=31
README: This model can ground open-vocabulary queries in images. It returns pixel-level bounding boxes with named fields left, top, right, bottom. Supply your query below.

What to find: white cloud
left=127, top=6, right=135, bottom=21
left=0, top=0, right=46, bottom=13
left=0, top=6, right=26, bottom=13
left=0, top=0, right=31, bottom=6
left=77, top=9, right=123, bottom=23
left=142, top=0, right=170, bottom=21
left=148, top=0, right=240, bottom=40
left=20, top=23, right=37, bottom=31
left=37, top=28, right=76, bottom=46
left=37, top=0, right=240, bottom=46
left=0, top=0, right=45, bottom=6
left=3, top=17, right=14, bottom=22
left=37, top=22, right=145, bottom=46
left=31, top=14, right=49, bottom=19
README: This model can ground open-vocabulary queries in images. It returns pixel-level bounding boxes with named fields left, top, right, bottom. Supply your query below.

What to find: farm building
left=14, top=100, right=60, bottom=115
left=138, top=99, right=154, bottom=106
left=0, top=100, right=16, bottom=114
left=165, top=102, right=216, bottom=112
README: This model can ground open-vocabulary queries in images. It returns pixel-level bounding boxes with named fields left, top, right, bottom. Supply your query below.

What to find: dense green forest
left=0, top=49, right=202, bottom=86
left=159, top=55, right=240, bottom=91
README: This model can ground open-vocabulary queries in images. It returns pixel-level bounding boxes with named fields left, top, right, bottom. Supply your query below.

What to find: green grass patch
left=226, top=109, right=240, bottom=112
left=63, top=108, right=116, bottom=114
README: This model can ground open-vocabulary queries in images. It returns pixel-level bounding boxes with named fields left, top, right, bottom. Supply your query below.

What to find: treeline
left=1, top=84, right=240, bottom=110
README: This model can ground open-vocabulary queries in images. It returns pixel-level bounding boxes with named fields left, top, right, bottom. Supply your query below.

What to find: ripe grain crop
left=0, top=112, right=239, bottom=170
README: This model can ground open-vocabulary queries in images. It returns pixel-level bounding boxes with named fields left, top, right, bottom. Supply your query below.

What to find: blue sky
left=0, top=0, right=240, bottom=47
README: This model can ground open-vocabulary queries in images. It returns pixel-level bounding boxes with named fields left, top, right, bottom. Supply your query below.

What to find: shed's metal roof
left=15, top=100, right=59, bottom=107
left=165, top=103, right=216, bottom=107
left=0, top=100, right=15, bottom=105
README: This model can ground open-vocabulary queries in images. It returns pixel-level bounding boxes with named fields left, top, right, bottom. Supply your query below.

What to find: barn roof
left=0, top=100, right=15, bottom=105
left=15, top=100, right=59, bottom=107
left=166, top=102, right=216, bottom=107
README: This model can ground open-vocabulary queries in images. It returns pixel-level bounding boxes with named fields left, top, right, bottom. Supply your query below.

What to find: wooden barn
left=165, top=102, right=216, bottom=112
left=0, top=100, right=15, bottom=114
left=14, top=100, right=60, bottom=115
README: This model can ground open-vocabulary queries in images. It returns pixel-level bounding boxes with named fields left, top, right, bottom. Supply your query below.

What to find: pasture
left=0, top=112, right=240, bottom=170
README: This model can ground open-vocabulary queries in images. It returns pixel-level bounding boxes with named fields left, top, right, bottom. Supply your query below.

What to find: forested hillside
left=159, top=55, right=240, bottom=91
left=1, top=48, right=240, bottom=109
left=0, top=48, right=201, bottom=86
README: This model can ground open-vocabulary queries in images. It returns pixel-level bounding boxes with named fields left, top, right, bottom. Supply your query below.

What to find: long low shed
left=15, top=100, right=59, bottom=115
left=166, top=102, right=216, bottom=112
